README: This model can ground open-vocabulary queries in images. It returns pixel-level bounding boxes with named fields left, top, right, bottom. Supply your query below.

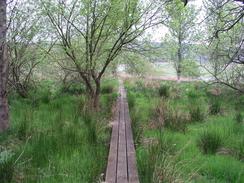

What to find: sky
left=148, top=0, right=204, bottom=42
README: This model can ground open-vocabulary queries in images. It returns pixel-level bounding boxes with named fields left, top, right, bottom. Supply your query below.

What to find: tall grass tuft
left=158, top=85, right=170, bottom=98
left=235, top=112, right=243, bottom=124
left=0, top=150, right=15, bottom=183
left=83, top=112, right=98, bottom=145
left=189, top=105, right=205, bottom=122
left=138, top=134, right=192, bottom=183
left=127, top=92, right=135, bottom=109
left=154, top=100, right=189, bottom=133
left=131, top=109, right=144, bottom=146
left=187, top=88, right=207, bottom=122
left=197, top=130, right=223, bottom=154
left=209, top=97, right=221, bottom=115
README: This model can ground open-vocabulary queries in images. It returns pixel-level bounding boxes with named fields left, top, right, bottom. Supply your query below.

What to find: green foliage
left=187, top=88, right=207, bottom=122
left=126, top=79, right=244, bottom=182
left=101, top=85, right=113, bottom=94
left=127, top=92, right=135, bottom=109
left=165, top=108, right=189, bottom=133
left=61, top=83, right=86, bottom=95
left=162, top=0, right=199, bottom=79
left=238, top=138, right=244, bottom=160
left=0, top=150, right=14, bottom=183
left=209, top=97, right=221, bottom=115
left=137, top=134, right=189, bottom=183
left=197, top=130, right=223, bottom=154
left=158, top=85, right=170, bottom=98
left=189, top=105, right=206, bottom=122
left=131, top=109, right=144, bottom=146
left=1, top=79, right=118, bottom=182
left=181, top=60, right=200, bottom=78
left=235, top=112, right=243, bottom=124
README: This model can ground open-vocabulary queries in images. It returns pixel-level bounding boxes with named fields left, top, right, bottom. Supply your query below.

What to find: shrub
left=197, top=131, right=223, bottom=154
left=158, top=85, right=170, bottom=98
left=0, top=150, right=14, bottom=183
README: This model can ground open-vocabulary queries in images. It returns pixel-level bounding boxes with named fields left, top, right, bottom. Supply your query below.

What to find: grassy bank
left=125, top=79, right=244, bottom=183
left=0, top=79, right=118, bottom=183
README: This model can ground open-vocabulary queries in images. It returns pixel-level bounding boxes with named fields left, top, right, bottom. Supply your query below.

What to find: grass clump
left=209, top=97, right=221, bottom=115
left=235, top=112, right=243, bottom=124
left=158, top=85, right=170, bottom=98
left=165, top=109, right=189, bottom=133
left=154, top=100, right=189, bottom=132
left=189, top=105, right=206, bottom=122
left=197, top=130, right=223, bottom=154
left=0, top=150, right=15, bottom=183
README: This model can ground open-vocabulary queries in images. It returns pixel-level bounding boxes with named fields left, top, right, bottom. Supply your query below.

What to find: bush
left=158, top=85, right=170, bottom=98
left=0, top=150, right=14, bottom=183
left=197, top=131, right=223, bottom=154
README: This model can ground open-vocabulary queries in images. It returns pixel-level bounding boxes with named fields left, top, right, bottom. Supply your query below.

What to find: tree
left=0, top=0, right=8, bottom=132
left=201, top=0, right=244, bottom=92
left=162, top=0, right=198, bottom=81
left=7, top=1, right=45, bottom=97
left=40, top=0, right=163, bottom=108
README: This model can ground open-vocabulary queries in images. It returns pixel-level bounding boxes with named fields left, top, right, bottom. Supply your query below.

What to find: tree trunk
left=0, top=0, right=9, bottom=132
left=93, top=79, right=100, bottom=109
left=177, top=32, right=182, bottom=83
left=177, top=51, right=182, bottom=82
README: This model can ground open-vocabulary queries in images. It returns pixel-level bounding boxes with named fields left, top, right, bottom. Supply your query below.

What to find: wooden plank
left=116, top=85, right=128, bottom=182
left=106, top=81, right=139, bottom=183
left=105, top=92, right=120, bottom=183
left=124, top=87, right=140, bottom=183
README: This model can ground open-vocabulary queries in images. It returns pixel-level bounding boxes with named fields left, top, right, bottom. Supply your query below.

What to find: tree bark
left=0, top=0, right=9, bottom=132
left=177, top=30, right=183, bottom=83
left=93, top=79, right=100, bottom=109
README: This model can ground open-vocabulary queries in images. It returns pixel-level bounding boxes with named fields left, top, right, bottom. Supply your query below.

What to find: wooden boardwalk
left=105, top=80, right=139, bottom=183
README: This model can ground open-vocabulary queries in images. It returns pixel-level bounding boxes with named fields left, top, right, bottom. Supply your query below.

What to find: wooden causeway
left=105, top=80, right=139, bottom=183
